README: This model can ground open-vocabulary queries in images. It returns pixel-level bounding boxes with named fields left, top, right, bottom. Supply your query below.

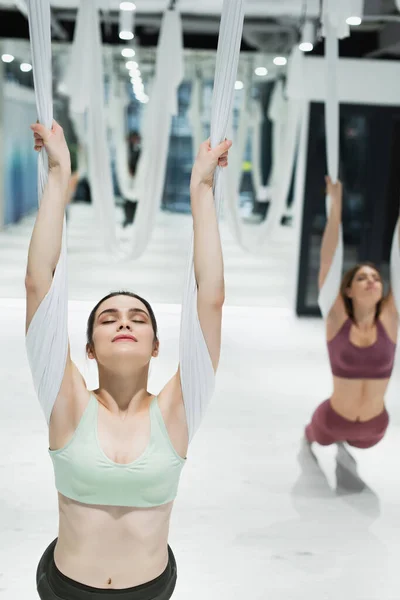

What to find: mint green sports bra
left=49, top=394, right=187, bottom=508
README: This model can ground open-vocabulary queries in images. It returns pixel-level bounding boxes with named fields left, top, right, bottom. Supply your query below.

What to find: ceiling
left=1, top=0, right=400, bottom=58
left=0, top=0, right=321, bottom=18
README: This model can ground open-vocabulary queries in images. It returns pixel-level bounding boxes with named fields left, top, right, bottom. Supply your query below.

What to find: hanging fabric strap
left=250, top=98, right=263, bottom=200
left=108, top=79, right=137, bottom=204
left=63, top=2, right=183, bottom=260
left=25, top=0, right=69, bottom=425
left=188, top=70, right=204, bottom=161
left=317, top=5, right=345, bottom=319
left=180, top=0, right=244, bottom=443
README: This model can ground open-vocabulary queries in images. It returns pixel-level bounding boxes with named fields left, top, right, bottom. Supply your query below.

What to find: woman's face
left=347, top=266, right=383, bottom=306
left=87, top=295, right=158, bottom=368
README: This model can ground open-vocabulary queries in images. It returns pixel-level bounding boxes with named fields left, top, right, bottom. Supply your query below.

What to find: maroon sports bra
left=327, top=318, right=396, bottom=380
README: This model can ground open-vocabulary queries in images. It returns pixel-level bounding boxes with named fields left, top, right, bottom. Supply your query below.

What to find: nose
left=118, top=320, right=132, bottom=331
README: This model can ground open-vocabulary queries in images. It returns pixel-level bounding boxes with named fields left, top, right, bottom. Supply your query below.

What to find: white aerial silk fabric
left=250, top=99, right=263, bottom=201
left=267, top=79, right=287, bottom=201
left=224, top=90, right=252, bottom=250
left=317, top=15, right=345, bottom=319
left=264, top=47, right=304, bottom=239
left=188, top=73, right=204, bottom=161
left=179, top=0, right=245, bottom=442
left=25, top=0, right=244, bottom=445
left=25, top=0, right=69, bottom=425
left=108, top=81, right=137, bottom=203
left=222, top=60, right=303, bottom=253
left=64, top=1, right=183, bottom=259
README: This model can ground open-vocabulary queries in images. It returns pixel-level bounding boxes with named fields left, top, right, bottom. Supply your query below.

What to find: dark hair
left=86, top=291, right=158, bottom=350
left=340, top=262, right=384, bottom=322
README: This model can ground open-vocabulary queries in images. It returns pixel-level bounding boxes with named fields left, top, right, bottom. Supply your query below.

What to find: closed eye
left=101, top=319, right=145, bottom=324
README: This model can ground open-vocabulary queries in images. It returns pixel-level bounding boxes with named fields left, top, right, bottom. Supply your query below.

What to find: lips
left=112, top=334, right=137, bottom=342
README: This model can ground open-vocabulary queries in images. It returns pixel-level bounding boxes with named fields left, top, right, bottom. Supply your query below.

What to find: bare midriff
left=330, top=376, right=390, bottom=422
left=54, top=493, right=174, bottom=589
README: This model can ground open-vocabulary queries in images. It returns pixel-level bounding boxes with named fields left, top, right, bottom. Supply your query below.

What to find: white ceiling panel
left=0, top=0, right=321, bottom=18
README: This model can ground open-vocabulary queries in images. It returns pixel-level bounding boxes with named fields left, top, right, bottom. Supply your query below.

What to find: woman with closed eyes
left=26, top=119, right=231, bottom=600
left=305, top=176, right=399, bottom=451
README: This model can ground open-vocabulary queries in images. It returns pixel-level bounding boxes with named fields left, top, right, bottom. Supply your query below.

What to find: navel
left=107, top=577, right=112, bottom=585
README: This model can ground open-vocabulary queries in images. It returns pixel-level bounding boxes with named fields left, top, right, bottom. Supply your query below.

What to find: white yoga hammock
left=63, top=1, right=183, bottom=260
left=318, top=0, right=400, bottom=319
left=108, top=79, right=138, bottom=205
left=188, top=71, right=205, bottom=162
left=222, top=48, right=304, bottom=254
left=25, top=0, right=244, bottom=444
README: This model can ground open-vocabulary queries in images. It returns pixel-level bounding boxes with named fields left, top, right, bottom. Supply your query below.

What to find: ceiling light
left=235, top=80, right=244, bottom=90
left=119, top=31, right=134, bottom=40
left=299, top=42, right=313, bottom=52
left=255, top=67, right=268, bottom=77
left=346, top=16, right=362, bottom=26
left=273, top=56, right=287, bottom=66
left=120, top=2, right=136, bottom=10
left=125, top=60, right=138, bottom=70
left=20, top=63, right=32, bottom=72
left=1, top=54, right=15, bottom=63
left=121, top=48, right=135, bottom=58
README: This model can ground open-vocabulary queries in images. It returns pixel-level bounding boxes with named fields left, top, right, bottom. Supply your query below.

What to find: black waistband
left=39, top=538, right=176, bottom=599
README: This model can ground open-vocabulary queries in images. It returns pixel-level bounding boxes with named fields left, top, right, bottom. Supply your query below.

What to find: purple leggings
left=305, top=400, right=389, bottom=448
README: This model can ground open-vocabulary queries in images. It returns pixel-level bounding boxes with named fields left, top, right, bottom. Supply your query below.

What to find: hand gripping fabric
left=64, top=1, right=183, bottom=260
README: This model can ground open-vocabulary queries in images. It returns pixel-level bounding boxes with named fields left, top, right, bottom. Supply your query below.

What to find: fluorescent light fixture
left=255, top=67, right=268, bottom=76
left=121, top=48, right=135, bottom=58
left=1, top=54, right=15, bottom=63
left=120, top=2, right=136, bottom=10
left=235, top=80, right=244, bottom=90
left=20, top=62, right=32, bottom=72
left=273, top=56, right=287, bottom=66
left=125, top=60, right=138, bottom=70
left=119, top=31, right=134, bottom=40
left=299, top=42, right=313, bottom=52
left=346, top=16, right=362, bottom=26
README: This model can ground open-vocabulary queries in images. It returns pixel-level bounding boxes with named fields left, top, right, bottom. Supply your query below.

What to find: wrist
left=49, top=164, right=71, bottom=181
left=190, top=179, right=211, bottom=195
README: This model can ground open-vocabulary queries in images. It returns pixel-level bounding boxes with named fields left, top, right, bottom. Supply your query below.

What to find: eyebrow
left=97, top=308, right=149, bottom=320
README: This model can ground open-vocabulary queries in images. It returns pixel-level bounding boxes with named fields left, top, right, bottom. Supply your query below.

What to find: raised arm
left=25, top=120, right=71, bottom=331
left=318, top=176, right=345, bottom=321
left=381, top=217, right=400, bottom=328
left=318, top=177, right=342, bottom=289
left=190, top=139, right=230, bottom=370
left=161, top=139, right=231, bottom=443
left=25, top=120, right=84, bottom=427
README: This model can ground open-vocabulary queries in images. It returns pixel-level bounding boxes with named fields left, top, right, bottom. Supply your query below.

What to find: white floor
left=1, top=204, right=400, bottom=600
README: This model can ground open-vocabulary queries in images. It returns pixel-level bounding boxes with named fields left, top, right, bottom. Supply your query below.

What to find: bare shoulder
left=325, top=295, right=348, bottom=342
left=49, top=355, right=90, bottom=450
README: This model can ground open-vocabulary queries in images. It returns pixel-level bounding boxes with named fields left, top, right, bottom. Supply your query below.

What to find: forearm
left=191, top=183, right=225, bottom=302
left=26, top=168, right=70, bottom=282
left=320, top=199, right=342, bottom=275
